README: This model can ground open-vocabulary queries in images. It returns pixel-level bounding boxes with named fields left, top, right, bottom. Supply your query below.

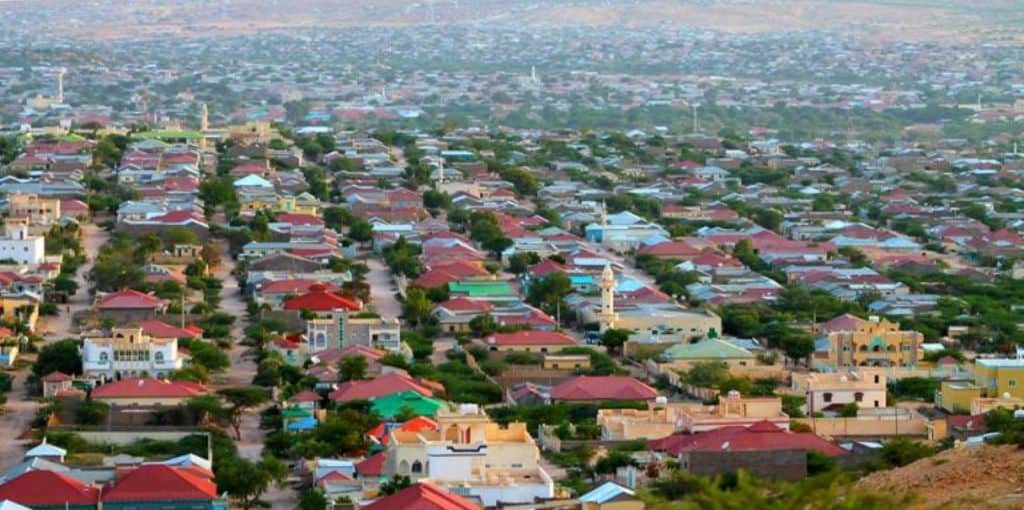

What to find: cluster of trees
left=264, top=403, right=379, bottom=459
left=718, top=302, right=816, bottom=363
left=635, top=253, right=701, bottom=299
left=382, top=236, right=422, bottom=278
left=467, top=211, right=513, bottom=257
left=525, top=272, right=572, bottom=323
left=605, top=193, right=662, bottom=221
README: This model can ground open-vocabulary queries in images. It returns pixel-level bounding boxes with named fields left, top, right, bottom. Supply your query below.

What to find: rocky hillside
left=857, top=444, right=1024, bottom=509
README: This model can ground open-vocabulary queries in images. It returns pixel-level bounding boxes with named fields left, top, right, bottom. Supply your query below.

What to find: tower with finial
left=598, top=264, right=617, bottom=332
left=200, top=103, right=209, bottom=132
left=599, top=200, right=608, bottom=227
left=436, top=158, right=445, bottom=186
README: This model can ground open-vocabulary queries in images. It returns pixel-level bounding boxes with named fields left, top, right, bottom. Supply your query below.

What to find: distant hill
left=4, top=0, right=1023, bottom=42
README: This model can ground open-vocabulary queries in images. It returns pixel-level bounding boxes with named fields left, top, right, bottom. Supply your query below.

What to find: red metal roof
left=487, top=330, right=576, bottom=347
left=288, top=390, right=322, bottom=403
left=97, top=289, right=165, bottom=310
left=277, top=213, right=325, bottom=226
left=436, top=297, right=493, bottom=313
left=362, top=482, right=480, bottom=510
left=329, top=373, right=434, bottom=402
left=0, top=470, right=98, bottom=506
left=282, top=284, right=360, bottom=312
left=355, top=451, right=387, bottom=476
left=103, top=464, right=218, bottom=502
left=42, top=371, right=72, bottom=382
left=648, top=421, right=847, bottom=457
left=550, top=376, right=658, bottom=401
left=92, top=378, right=208, bottom=399
left=138, top=320, right=201, bottom=339
left=261, top=279, right=339, bottom=295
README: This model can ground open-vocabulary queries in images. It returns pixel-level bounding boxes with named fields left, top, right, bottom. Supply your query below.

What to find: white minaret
left=531, top=65, right=538, bottom=84
left=436, top=159, right=445, bottom=186
left=599, top=200, right=608, bottom=226
left=56, top=68, right=66, bottom=104
left=200, top=103, right=209, bottom=132
left=598, top=264, right=617, bottom=332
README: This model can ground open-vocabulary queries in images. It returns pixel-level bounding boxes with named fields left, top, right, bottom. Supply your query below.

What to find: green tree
left=338, top=355, right=369, bottom=382
left=33, top=339, right=82, bottom=378
left=422, top=189, right=451, bottom=209
left=216, top=456, right=287, bottom=510
left=526, top=272, right=572, bottom=320
left=379, top=475, right=412, bottom=495
left=295, top=489, right=328, bottom=510
left=508, top=252, right=541, bottom=275
left=218, top=387, right=270, bottom=439
left=600, top=329, right=631, bottom=355
left=348, top=219, right=374, bottom=244
left=402, top=287, right=433, bottom=328
left=469, top=313, right=498, bottom=338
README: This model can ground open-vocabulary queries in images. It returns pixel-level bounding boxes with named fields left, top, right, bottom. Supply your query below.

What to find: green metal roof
left=447, top=280, right=514, bottom=298
left=369, top=390, right=445, bottom=419
left=661, top=338, right=755, bottom=360
left=131, top=129, right=205, bottom=140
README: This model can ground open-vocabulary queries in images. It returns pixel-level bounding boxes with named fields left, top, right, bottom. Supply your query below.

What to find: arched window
left=154, top=352, right=164, bottom=364
left=411, top=460, right=423, bottom=474
left=99, top=352, right=109, bottom=363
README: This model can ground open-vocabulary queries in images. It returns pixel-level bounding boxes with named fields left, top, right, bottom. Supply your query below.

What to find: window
left=99, top=352, right=109, bottom=363
left=154, top=352, right=164, bottom=364
left=854, top=392, right=864, bottom=402
left=1009, top=379, right=1018, bottom=388
left=874, top=375, right=880, bottom=384
left=823, top=392, right=833, bottom=403
left=874, top=400, right=880, bottom=407
left=411, top=461, right=423, bottom=474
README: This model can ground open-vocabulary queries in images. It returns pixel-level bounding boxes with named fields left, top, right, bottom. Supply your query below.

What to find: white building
left=793, top=370, right=888, bottom=415
left=81, top=327, right=183, bottom=381
left=385, top=404, right=554, bottom=506
left=0, top=222, right=45, bottom=265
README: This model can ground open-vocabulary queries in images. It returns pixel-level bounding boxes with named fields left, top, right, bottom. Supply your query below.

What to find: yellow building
left=935, top=381, right=980, bottom=414
left=598, top=391, right=789, bottom=440
left=238, top=191, right=319, bottom=216
left=819, top=317, right=922, bottom=369
left=0, top=293, right=39, bottom=332
left=974, top=358, right=1024, bottom=400
left=384, top=404, right=554, bottom=507
left=935, top=357, right=1024, bottom=413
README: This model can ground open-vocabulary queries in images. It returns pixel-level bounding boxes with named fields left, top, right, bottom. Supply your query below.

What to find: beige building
left=598, top=391, right=789, bottom=440
left=7, top=193, right=61, bottom=226
left=815, top=316, right=922, bottom=370
left=384, top=404, right=554, bottom=507
left=592, top=264, right=721, bottom=342
left=793, top=370, right=888, bottom=414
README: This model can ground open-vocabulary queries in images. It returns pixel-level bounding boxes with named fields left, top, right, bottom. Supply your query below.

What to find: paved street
left=37, top=223, right=109, bottom=339
left=0, top=372, right=40, bottom=473
left=365, top=256, right=402, bottom=318
left=213, top=243, right=291, bottom=509
left=0, top=223, right=109, bottom=473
